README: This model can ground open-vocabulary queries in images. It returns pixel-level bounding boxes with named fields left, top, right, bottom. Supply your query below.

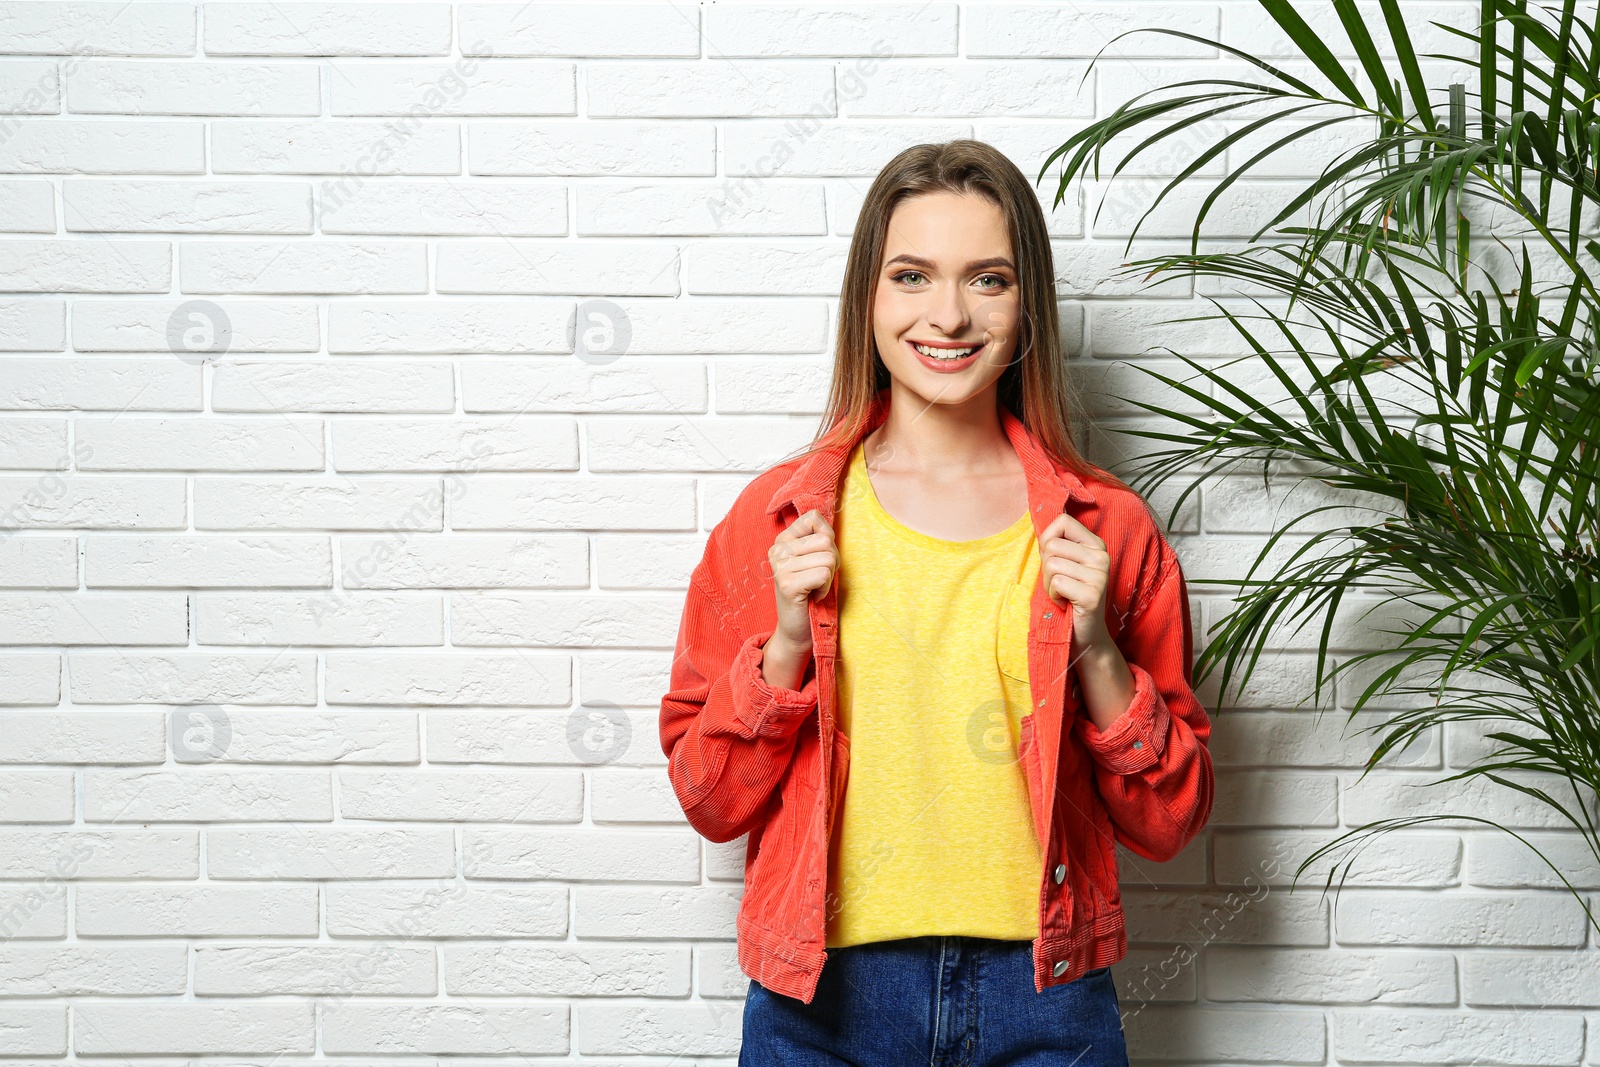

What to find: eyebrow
left=884, top=254, right=1016, bottom=272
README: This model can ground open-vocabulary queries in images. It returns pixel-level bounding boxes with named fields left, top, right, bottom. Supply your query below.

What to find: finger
left=772, top=532, right=835, bottom=565
left=781, top=510, right=823, bottom=541
left=778, top=549, right=838, bottom=575
left=791, top=563, right=835, bottom=598
left=1046, top=571, right=1096, bottom=606
left=1044, top=557, right=1103, bottom=586
left=776, top=510, right=832, bottom=543
left=1040, top=537, right=1108, bottom=568
left=1040, top=510, right=1104, bottom=549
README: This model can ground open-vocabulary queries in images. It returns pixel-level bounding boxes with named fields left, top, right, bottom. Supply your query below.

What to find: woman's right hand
left=768, top=508, right=839, bottom=652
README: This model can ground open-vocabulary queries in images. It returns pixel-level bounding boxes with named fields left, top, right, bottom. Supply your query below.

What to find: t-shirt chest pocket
left=995, top=581, right=1033, bottom=683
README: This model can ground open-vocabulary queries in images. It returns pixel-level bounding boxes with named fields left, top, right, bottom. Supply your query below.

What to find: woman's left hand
left=1038, top=510, right=1113, bottom=660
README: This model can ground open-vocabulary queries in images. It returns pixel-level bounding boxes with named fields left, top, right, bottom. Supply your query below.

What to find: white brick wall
left=0, top=1, right=1583, bottom=1062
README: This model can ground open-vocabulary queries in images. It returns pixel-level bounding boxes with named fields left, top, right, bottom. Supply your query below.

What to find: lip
left=907, top=338, right=985, bottom=372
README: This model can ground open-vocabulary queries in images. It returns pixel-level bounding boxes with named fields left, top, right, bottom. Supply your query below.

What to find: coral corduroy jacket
left=659, top=389, right=1214, bottom=1004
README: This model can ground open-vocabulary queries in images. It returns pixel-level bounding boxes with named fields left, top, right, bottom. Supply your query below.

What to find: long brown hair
left=796, top=138, right=1132, bottom=496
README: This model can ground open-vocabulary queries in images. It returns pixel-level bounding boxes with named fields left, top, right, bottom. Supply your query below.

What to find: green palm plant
left=1044, top=0, right=1600, bottom=934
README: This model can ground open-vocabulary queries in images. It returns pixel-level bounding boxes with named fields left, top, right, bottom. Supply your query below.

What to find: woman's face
left=872, top=189, right=1021, bottom=409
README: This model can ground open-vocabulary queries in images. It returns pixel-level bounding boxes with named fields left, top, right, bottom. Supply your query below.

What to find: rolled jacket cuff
left=729, top=628, right=819, bottom=737
left=1074, top=660, right=1168, bottom=774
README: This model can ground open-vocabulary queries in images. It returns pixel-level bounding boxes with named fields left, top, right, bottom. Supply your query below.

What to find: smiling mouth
left=910, top=340, right=985, bottom=360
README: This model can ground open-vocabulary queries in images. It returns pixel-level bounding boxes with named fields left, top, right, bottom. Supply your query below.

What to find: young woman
left=660, top=139, right=1214, bottom=1066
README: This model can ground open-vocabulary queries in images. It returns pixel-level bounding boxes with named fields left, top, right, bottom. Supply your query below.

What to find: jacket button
left=1053, top=863, right=1066, bottom=883
left=1052, top=960, right=1068, bottom=977
left=1132, top=740, right=1143, bottom=749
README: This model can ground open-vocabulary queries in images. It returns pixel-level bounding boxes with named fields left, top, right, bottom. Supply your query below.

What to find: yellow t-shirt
left=825, top=440, right=1045, bottom=948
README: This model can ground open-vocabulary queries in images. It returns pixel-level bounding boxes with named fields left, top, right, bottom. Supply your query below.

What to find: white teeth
left=914, top=342, right=979, bottom=359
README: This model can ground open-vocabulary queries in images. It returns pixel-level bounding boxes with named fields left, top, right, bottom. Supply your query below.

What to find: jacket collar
left=764, top=387, right=1096, bottom=524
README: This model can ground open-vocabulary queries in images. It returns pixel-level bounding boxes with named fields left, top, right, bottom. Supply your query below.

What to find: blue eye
left=891, top=271, right=1010, bottom=290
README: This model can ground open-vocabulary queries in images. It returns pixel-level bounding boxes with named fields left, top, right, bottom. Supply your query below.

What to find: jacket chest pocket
left=996, top=582, right=1032, bottom=683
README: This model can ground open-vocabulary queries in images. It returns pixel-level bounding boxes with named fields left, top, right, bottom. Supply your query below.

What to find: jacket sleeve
left=659, top=531, right=821, bottom=844
left=1072, top=545, right=1214, bottom=863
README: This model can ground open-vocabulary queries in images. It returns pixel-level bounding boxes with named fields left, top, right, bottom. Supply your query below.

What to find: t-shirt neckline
left=848, top=441, right=1032, bottom=553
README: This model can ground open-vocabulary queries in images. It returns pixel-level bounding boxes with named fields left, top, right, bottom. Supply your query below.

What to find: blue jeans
left=739, top=935, right=1130, bottom=1066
